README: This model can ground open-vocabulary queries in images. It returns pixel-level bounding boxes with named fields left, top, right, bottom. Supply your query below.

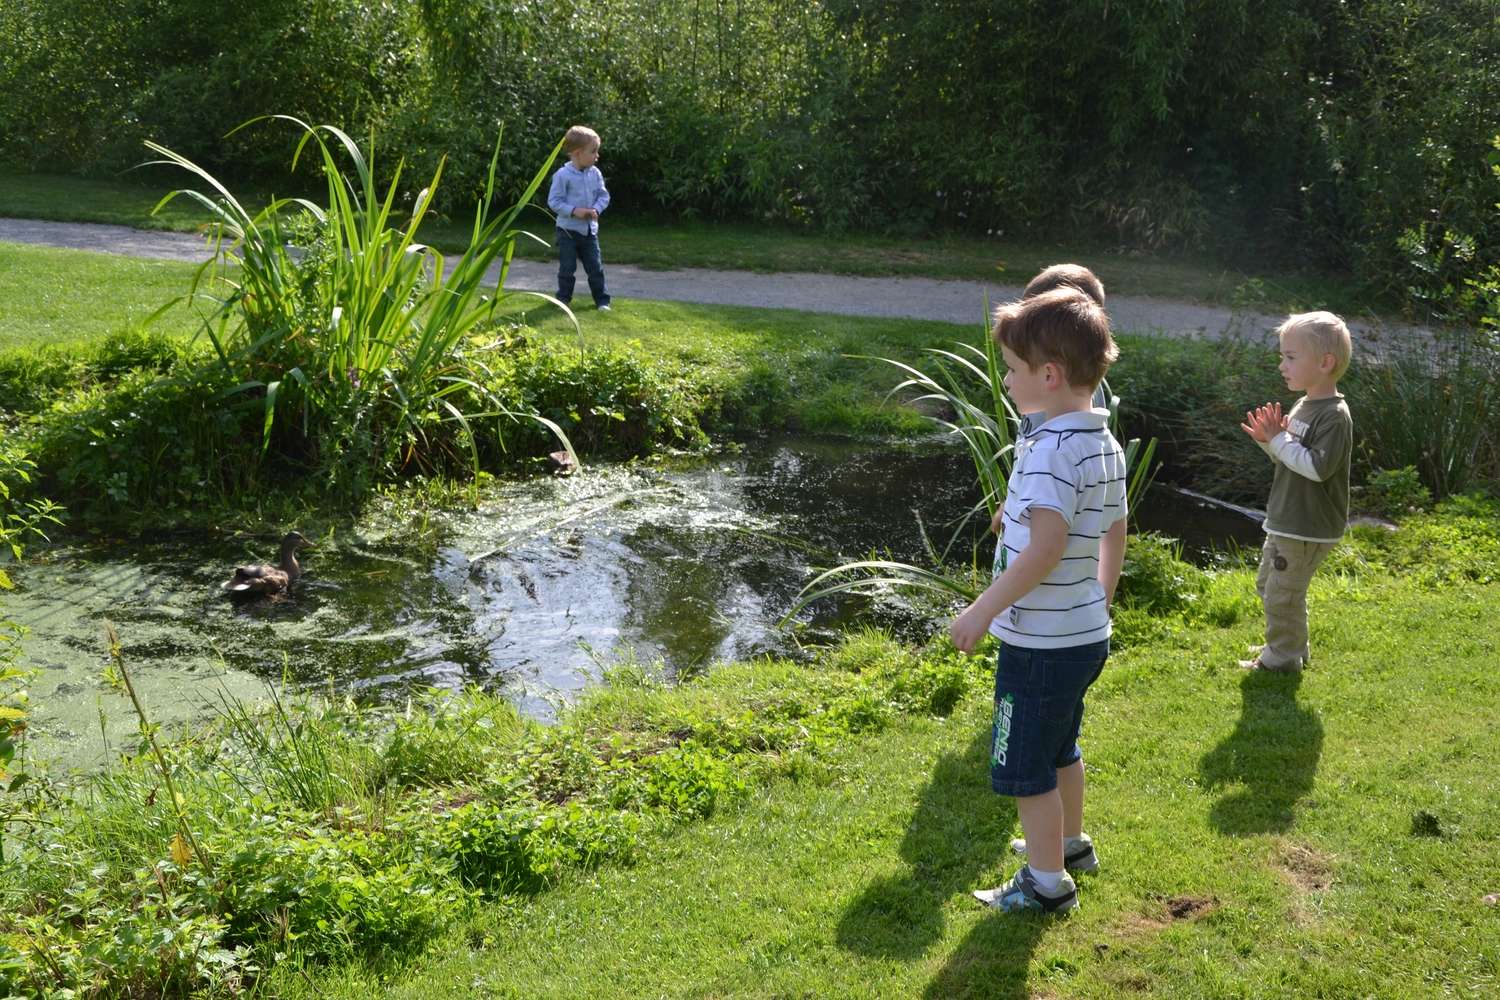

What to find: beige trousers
left=1255, top=534, right=1336, bottom=670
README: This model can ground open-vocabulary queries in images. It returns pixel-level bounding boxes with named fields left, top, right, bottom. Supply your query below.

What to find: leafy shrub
left=496, top=343, right=710, bottom=460
left=0, top=329, right=182, bottom=415
left=819, top=627, right=908, bottom=675
left=1357, top=466, right=1434, bottom=519
left=0, top=0, right=422, bottom=181
left=26, top=363, right=264, bottom=522
left=819, top=629, right=970, bottom=716
left=0, top=907, right=244, bottom=999
left=608, top=745, right=748, bottom=818
left=1115, top=532, right=1208, bottom=615
left=376, top=690, right=527, bottom=791
left=202, top=814, right=465, bottom=961
left=1350, top=493, right=1500, bottom=585
left=881, top=654, right=970, bottom=717
left=435, top=800, right=639, bottom=894
left=1344, top=334, right=1499, bottom=499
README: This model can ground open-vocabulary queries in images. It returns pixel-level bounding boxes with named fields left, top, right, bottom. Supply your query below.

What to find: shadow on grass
left=1198, top=669, right=1323, bottom=834
left=835, top=727, right=1045, bottom=999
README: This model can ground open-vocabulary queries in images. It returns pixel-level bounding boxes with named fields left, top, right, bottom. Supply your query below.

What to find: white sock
left=1030, top=866, right=1064, bottom=893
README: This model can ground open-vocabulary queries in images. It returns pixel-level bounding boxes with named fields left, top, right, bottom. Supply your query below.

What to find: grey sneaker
left=1009, top=833, right=1099, bottom=874
left=972, top=865, right=1078, bottom=914
left=597, top=303, right=613, bottom=312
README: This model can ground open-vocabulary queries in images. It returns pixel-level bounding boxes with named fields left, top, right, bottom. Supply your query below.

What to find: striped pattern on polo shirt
left=988, top=409, right=1127, bottom=649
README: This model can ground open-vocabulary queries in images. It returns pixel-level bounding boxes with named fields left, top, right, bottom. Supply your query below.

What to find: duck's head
left=279, top=531, right=314, bottom=555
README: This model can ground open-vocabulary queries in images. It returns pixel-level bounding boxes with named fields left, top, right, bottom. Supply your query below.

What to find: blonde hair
left=1023, top=263, right=1105, bottom=307
left=563, top=125, right=601, bottom=156
left=1278, top=311, right=1352, bottom=380
left=993, top=287, right=1118, bottom=391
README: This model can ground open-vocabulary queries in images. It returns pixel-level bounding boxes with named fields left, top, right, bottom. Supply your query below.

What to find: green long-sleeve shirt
left=1263, top=395, right=1353, bottom=542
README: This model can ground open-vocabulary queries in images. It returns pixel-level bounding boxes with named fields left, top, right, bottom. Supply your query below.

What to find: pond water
left=2, top=436, right=1262, bottom=770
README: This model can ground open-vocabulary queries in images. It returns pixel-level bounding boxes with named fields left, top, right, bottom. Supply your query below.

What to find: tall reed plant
left=1346, top=332, right=1500, bottom=498
left=145, top=116, right=577, bottom=497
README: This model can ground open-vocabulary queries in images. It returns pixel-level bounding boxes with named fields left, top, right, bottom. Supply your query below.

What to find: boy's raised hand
left=1240, top=402, right=1287, bottom=443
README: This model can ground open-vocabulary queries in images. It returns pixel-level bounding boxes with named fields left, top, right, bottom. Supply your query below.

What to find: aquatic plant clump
left=142, top=116, right=578, bottom=501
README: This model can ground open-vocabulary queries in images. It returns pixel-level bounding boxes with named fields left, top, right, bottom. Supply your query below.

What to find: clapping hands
left=1240, top=401, right=1288, bottom=443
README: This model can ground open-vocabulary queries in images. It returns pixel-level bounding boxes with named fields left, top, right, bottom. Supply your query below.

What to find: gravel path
left=0, top=217, right=1425, bottom=349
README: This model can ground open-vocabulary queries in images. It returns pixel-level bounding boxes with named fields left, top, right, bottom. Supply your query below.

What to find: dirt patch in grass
left=1163, top=895, right=1218, bottom=920
left=1092, top=895, right=1217, bottom=994
left=1275, top=841, right=1335, bottom=926
left=1109, top=894, right=1220, bottom=941
left=1276, top=841, right=1335, bottom=893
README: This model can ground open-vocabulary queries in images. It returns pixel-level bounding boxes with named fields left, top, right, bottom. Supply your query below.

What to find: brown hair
left=563, top=125, right=601, bottom=155
left=1278, top=310, right=1352, bottom=380
left=993, top=287, right=1117, bottom=391
left=1023, top=263, right=1105, bottom=307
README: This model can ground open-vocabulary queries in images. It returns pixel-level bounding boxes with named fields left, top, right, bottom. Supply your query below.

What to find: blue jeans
left=989, top=639, right=1110, bottom=796
left=556, top=228, right=610, bottom=306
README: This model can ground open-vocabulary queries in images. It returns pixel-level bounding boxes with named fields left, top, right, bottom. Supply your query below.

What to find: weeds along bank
left=1108, top=332, right=1500, bottom=506
left=0, top=630, right=973, bottom=994
left=0, top=499, right=1495, bottom=996
left=2, top=310, right=1495, bottom=529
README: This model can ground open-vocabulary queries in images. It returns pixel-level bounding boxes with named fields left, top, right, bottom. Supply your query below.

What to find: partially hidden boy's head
left=993, top=287, right=1118, bottom=394
left=1277, top=310, right=1352, bottom=383
left=563, top=125, right=601, bottom=164
left=1023, top=263, right=1105, bottom=308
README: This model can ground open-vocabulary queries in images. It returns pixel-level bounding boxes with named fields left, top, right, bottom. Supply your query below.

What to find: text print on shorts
left=991, top=693, right=1015, bottom=768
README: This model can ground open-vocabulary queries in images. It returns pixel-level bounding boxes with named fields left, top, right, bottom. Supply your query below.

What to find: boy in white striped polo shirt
left=950, top=287, right=1128, bottom=915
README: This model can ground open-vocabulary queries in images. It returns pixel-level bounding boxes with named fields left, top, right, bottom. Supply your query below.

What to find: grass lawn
left=0, top=170, right=1363, bottom=314
left=290, top=570, right=1500, bottom=999
left=0, top=242, right=205, bottom=351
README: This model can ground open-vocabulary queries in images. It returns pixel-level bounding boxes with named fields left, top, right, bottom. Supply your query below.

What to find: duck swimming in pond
left=221, top=531, right=313, bottom=597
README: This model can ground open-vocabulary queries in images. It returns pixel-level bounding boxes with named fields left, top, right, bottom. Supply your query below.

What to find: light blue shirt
left=547, top=162, right=610, bottom=235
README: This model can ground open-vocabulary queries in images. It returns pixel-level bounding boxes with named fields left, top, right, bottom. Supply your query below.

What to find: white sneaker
left=973, top=865, right=1078, bottom=914
left=1009, top=833, right=1099, bottom=873
left=597, top=303, right=613, bottom=312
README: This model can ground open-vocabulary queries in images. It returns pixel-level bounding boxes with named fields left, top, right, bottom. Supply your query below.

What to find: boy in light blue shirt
left=546, top=125, right=612, bottom=311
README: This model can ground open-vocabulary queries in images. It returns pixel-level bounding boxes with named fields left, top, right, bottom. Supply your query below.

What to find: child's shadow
left=1198, top=669, right=1324, bottom=835
left=835, top=727, right=1044, bottom=999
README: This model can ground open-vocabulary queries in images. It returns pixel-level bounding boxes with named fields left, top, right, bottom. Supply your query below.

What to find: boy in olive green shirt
left=1239, top=312, right=1354, bottom=672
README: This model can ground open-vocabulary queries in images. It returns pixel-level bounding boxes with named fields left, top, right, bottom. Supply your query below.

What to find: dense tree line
left=1, top=0, right=1496, bottom=299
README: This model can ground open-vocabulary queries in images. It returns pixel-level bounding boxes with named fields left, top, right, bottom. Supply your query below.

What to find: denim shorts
left=989, top=639, right=1109, bottom=797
